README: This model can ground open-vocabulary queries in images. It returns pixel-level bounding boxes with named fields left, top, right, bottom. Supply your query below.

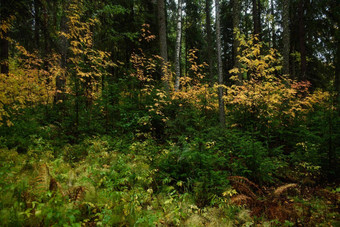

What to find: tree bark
left=0, top=0, right=9, bottom=75
left=157, top=0, right=169, bottom=91
left=215, top=0, right=225, bottom=127
left=33, top=0, right=40, bottom=50
left=54, top=3, right=68, bottom=104
left=174, top=0, right=182, bottom=91
left=335, top=34, right=340, bottom=104
left=232, top=0, right=241, bottom=82
left=157, top=0, right=167, bottom=62
left=0, top=34, right=8, bottom=75
left=271, top=0, right=276, bottom=48
left=252, top=0, right=261, bottom=39
left=282, top=0, right=290, bottom=75
left=205, top=0, right=214, bottom=84
left=298, top=0, right=307, bottom=80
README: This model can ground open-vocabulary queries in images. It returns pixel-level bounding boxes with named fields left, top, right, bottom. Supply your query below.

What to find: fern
left=229, top=176, right=299, bottom=223
left=68, top=186, right=86, bottom=202
left=230, top=194, right=252, bottom=206
left=273, top=183, right=297, bottom=197
left=34, top=164, right=51, bottom=192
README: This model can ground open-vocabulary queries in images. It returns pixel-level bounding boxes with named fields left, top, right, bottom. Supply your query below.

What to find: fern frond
left=49, top=177, right=66, bottom=197
left=274, top=183, right=297, bottom=197
left=231, top=194, right=252, bottom=205
left=35, top=164, right=51, bottom=192
left=228, top=176, right=263, bottom=195
left=68, top=186, right=86, bottom=201
left=231, top=181, right=258, bottom=200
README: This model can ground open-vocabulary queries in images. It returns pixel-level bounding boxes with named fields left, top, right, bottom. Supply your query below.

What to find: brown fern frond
left=57, top=181, right=66, bottom=197
left=228, top=176, right=263, bottom=195
left=68, top=186, right=86, bottom=201
left=35, top=164, right=51, bottom=192
left=49, top=178, right=58, bottom=191
left=266, top=203, right=296, bottom=222
left=274, top=183, right=297, bottom=197
left=232, top=181, right=258, bottom=200
left=231, top=194, right=252, bottom=206
left=49, top=177, right=66, bottom=197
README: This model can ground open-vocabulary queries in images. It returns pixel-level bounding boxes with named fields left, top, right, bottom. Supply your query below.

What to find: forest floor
left=0, top=134, right=339, bottom=226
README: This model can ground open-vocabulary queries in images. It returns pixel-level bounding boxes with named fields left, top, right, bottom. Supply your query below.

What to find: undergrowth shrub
left=156, top=137, right=230, bottom=206
left=226, top=33, right=335, bottom=179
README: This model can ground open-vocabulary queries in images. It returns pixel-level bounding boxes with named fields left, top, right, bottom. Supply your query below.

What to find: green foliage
left=0, top=131, right=338, bottom=226
left=156, top=136, right=230, bottom=207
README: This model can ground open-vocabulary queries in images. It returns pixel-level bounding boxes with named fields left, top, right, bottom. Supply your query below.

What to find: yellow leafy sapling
left=227, top=34, right=330, bottom=126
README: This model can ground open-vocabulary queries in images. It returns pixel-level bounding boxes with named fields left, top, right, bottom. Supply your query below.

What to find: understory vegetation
left=0, top=125, right=339, bottom=226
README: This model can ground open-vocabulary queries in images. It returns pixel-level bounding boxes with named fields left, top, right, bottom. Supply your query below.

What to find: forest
left=0, top=0, right=339, bottom=226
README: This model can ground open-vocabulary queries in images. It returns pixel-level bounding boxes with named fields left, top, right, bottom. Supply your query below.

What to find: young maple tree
left=227, top=33, right=330, bottom=129
left=0, top=43, right=58, bottom=126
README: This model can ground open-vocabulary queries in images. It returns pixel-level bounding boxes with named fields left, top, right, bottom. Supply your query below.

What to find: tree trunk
left=271, top=0, right=276, bottom=48
left=0, top=1, right=9, bottom=75
left=335, top=34, right=340, bottom=104
left=205, top=0, right=214, bottom=84
left=157, top=0, right=167, bottom=62
left=298, top=0, right=307, bottom=80
left=232, top=0, right=241, bottom=82
left=282, top=0, right=290, bottom=75
left=42, top=1, right=50, bottom=57
left=215, top=0, right=225, bottom=127
left=157, top=0, right=169, bottom=90
left=0, top=34, right=8, bottom=75
left=33, top=0, right=40, bottom=50
left=174, top=0, right=182, bottom=91
left=252, top=0, right=261, bottom=38
left=54, top=4, right=68, bottom=104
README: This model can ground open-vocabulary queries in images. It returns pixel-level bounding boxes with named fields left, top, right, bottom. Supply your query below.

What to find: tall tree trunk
left=252, top=0, right=261, bottom=39
left=157, top=0, right=169, bottom=90
left=0, top=1, right=9, bottom=75
left=215, top=0, right=225, bottom=127
left=33, top=0, right=40, bottom=50
left=271, top=0, right=276, bottom=48
left=42, top=1, right=50, bottom=57
left=157, top=0, right=167, bottom=62
left=54, top=3, right=68, bottom=104
left=335, top=34, right=340, bottom=104
left=174, top=0, right=182, bottom=91
left=298, top=0, right=307, bottom=80
left=282, top=0, right=290, bottom=75
left=0, top=34, right=8, bottom=75
left=232, top=0, right=241, bottom=82
left=205, top=0, right=214, bottom=84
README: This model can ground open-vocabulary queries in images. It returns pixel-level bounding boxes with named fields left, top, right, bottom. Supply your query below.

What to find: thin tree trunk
left=42, top=1, right=50, bottom=57
left=252, top=0, right=261, bottom=38
left=0, top=34, right=8, bottom=75
left=271, top=0, right=276, bottom=48
left=215, top=0, right=225, bottom=127
left=157, top=0, right=169, bottom=90
left=0, top=1, right=9, bottom=75
left=282, top=0, right=290, bottom=75
left=291, top=42, right=296, bottom=79
left=298, top=0, right=307, bottom=80
left=157, top=0, right=167, bottom=62
left=33, top=0, right=40, bottom=50
left=174, top=0, right=182, bottom=91
left=205, top=0, right=214, bottom=84
left=335, top=35, right=340, bottom=104
left=54, top=3, right=68, bottom=104
left=232, top=0, right=241, bottom=82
